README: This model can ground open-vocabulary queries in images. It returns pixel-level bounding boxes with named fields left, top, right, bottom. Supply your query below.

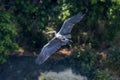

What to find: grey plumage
left=58, top=12, right=85, bottom=35
left=35, top=11, right=87, bottom=65
left=35, top=38, right=62, bottom=64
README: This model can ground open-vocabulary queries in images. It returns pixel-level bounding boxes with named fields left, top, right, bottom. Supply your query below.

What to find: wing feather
left=35, top=37, right=62, bottom=65
left=58, top=12, right=85, bottom=35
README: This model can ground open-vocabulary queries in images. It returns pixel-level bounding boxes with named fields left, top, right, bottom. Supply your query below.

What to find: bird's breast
left=55, top=33, right=68, bottom=42
left=56, top=33, right=62, bottom=39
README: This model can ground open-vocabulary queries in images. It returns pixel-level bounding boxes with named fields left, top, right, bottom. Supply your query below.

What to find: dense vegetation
left=0, top=0, right=120, bottom=79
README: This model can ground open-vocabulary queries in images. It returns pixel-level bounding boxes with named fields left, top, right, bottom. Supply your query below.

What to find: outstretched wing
left=58, top=12, right=85, bottom=35
left=35, top=37, right=63, bottom=65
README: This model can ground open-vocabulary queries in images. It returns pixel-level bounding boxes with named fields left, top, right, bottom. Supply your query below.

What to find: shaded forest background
left=0, top=0, right=120, bottom=80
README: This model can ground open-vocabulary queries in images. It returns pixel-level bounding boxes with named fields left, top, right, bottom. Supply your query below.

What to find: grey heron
left=35, top=10, right=87, bottom=65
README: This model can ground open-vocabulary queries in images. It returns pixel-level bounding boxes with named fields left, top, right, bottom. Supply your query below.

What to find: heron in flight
left=36, top=10, right=87, bottom=65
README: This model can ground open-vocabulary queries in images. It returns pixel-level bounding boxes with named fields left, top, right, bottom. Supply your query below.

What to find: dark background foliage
left=0, top=0, right=120, bottom=79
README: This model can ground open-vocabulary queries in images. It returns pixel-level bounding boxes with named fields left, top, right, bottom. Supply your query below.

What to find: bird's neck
left=55, top=33, right=61, bottom=38
left=53, top=31, right=57, bottom=35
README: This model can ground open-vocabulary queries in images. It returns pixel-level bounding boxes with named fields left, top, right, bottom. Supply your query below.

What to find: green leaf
left=91, top=0, right=97, bottom=4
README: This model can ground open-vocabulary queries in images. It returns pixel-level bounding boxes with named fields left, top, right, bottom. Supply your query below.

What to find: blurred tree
left=0, top=10, right=18, bottom=64
left=0, top=1, right=120, bottom=79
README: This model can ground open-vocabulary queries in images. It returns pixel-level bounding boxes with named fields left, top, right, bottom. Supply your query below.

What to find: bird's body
left=55, top=33, right=63, bottom=40
left=35, top=10, right=87, bottom=65
left=56, top=33, right=69, bottom=42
